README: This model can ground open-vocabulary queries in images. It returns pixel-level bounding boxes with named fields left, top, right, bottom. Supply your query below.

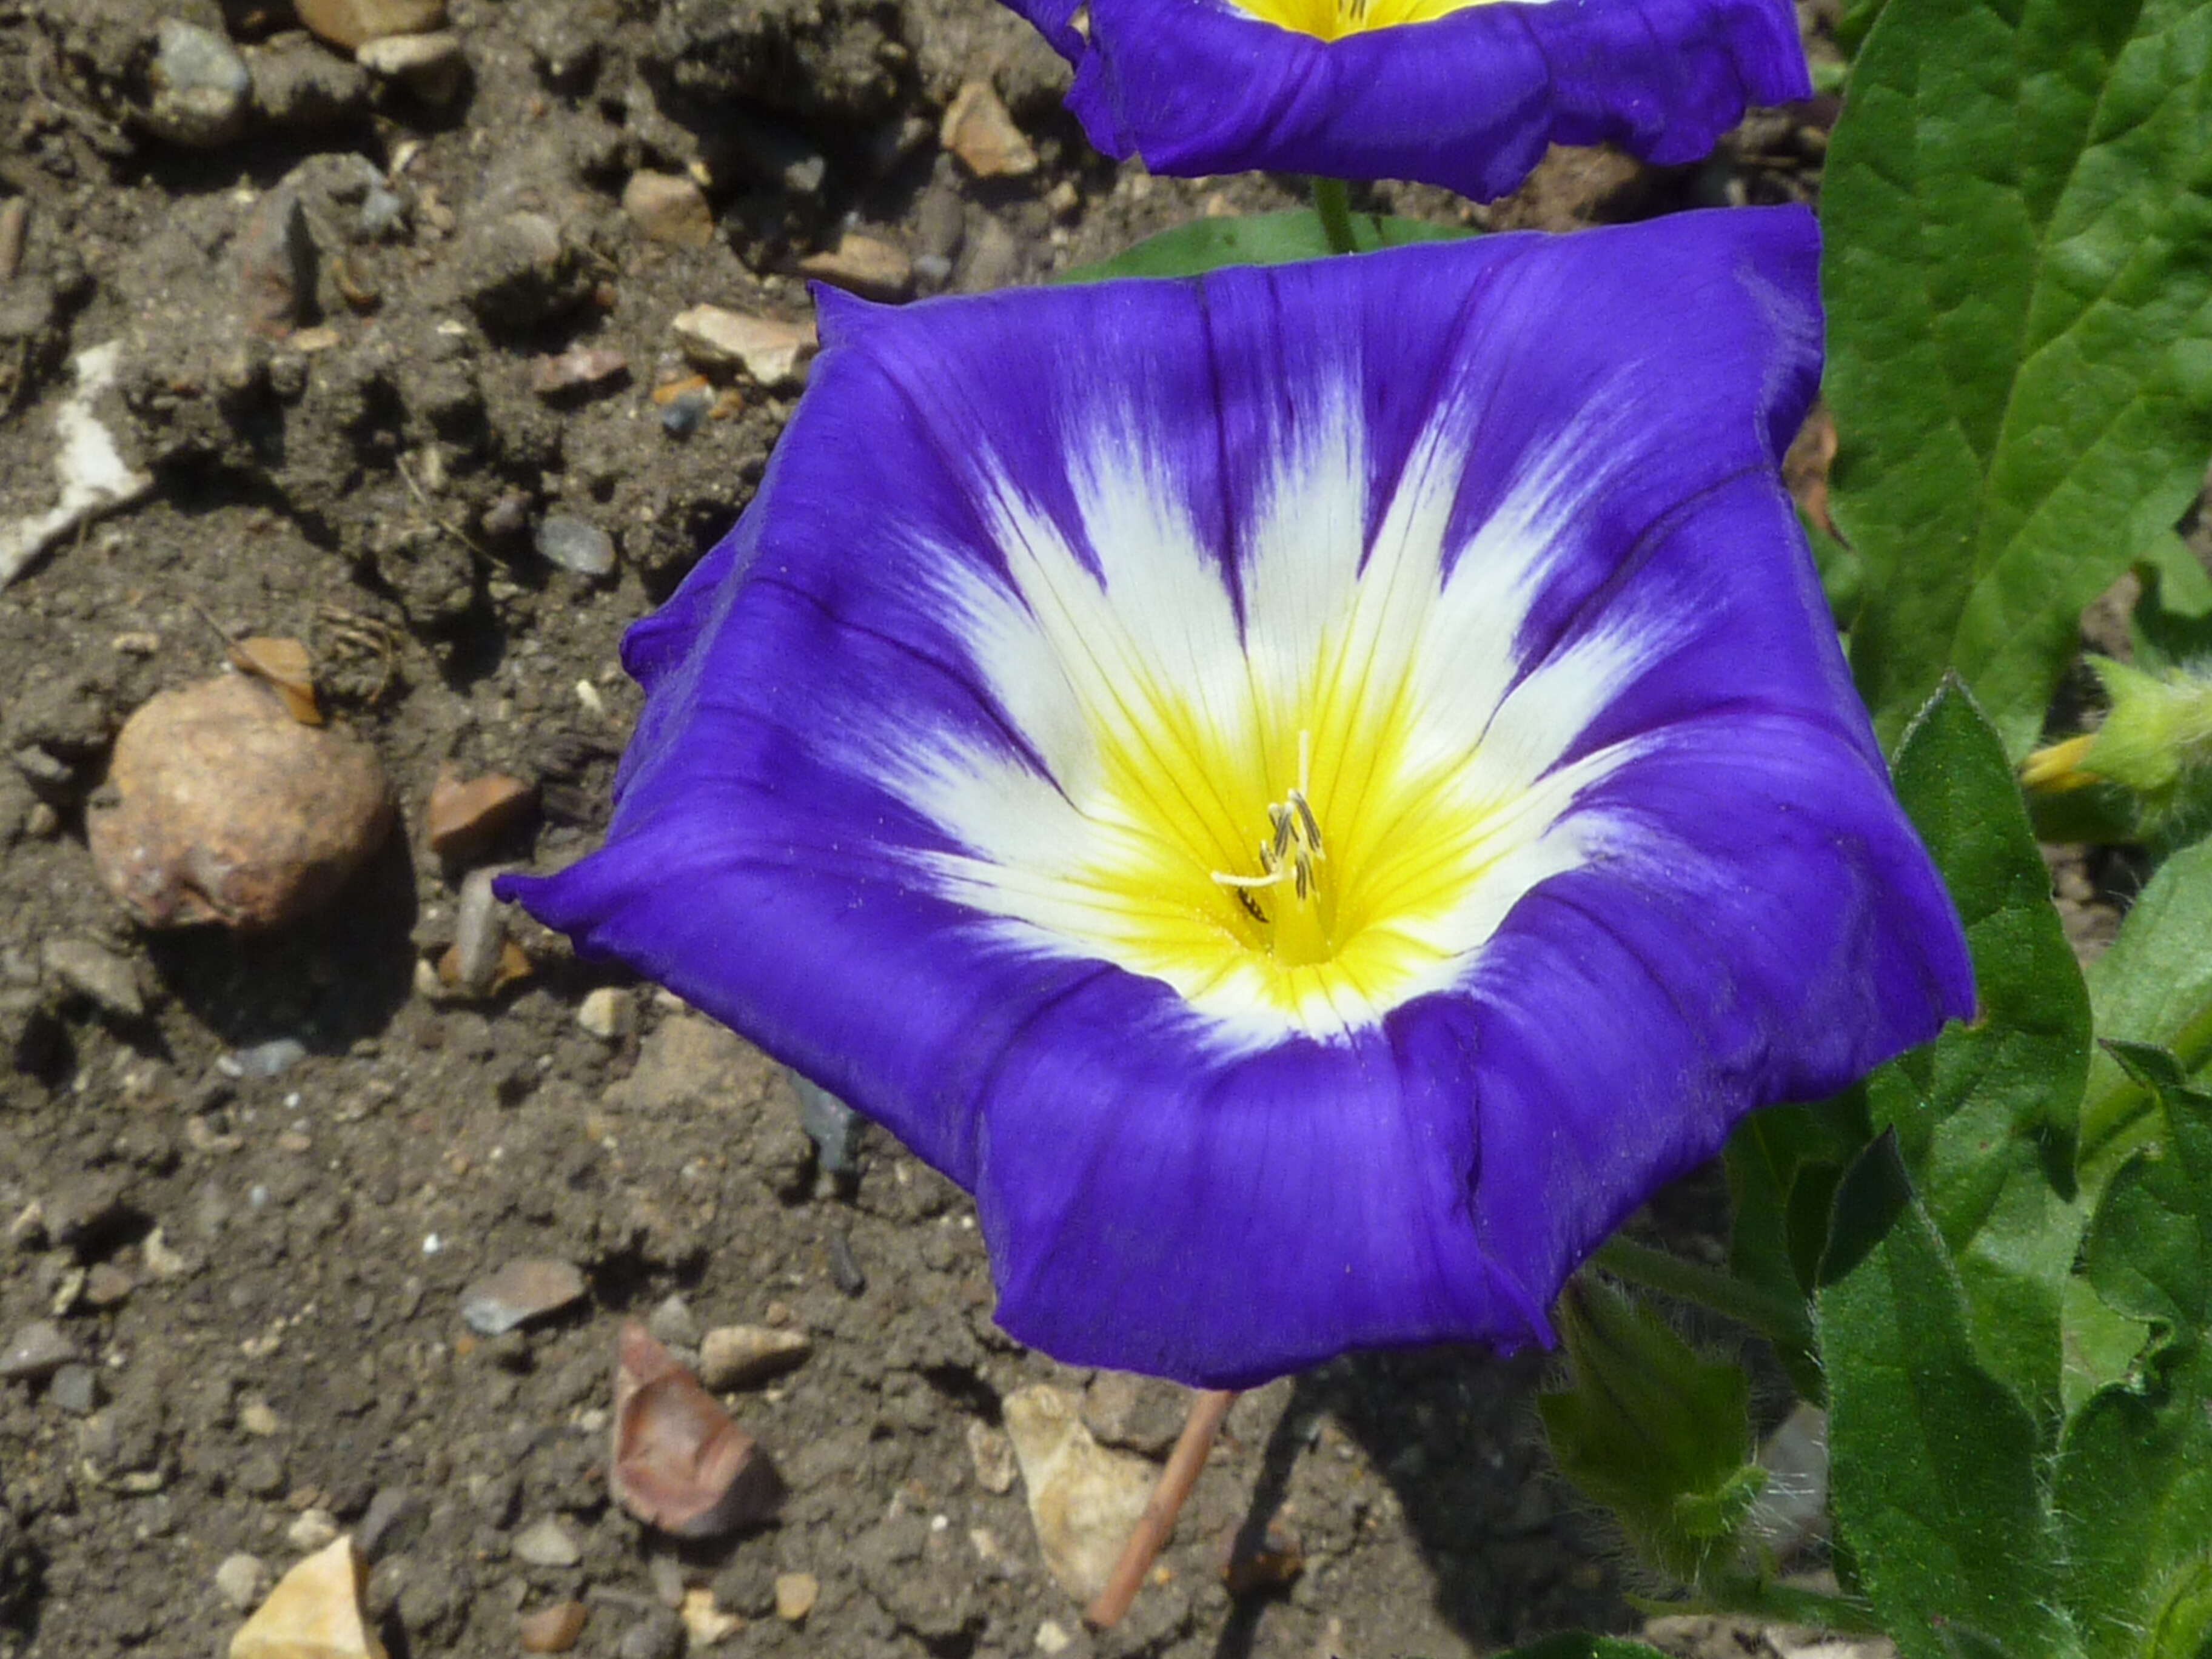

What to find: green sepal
left=1537, top=1277, right=1764, bottom=1587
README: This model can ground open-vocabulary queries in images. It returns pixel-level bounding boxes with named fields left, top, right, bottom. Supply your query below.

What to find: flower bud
left=1538, top=1276, right=1766, bottom=1586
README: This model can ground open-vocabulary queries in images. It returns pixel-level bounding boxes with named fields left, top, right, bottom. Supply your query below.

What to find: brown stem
left=1085, top=1388, right=1238, bottom=1630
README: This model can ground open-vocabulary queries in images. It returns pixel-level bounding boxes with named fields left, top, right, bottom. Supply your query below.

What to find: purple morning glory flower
left=502, top=208, right=1971, bottom=1389
left=1007, top=0, right=1811, bottom=201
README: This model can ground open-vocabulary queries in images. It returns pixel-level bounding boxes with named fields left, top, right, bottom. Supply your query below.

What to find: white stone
left=671, top=306, right=816, bottom=392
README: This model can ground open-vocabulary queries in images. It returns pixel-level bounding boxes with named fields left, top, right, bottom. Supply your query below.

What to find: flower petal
left=501, top=208, right=1971, bottom=1386
left=1033, top=0, right=1811, bottom=201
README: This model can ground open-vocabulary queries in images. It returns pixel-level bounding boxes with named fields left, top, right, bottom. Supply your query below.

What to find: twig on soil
left=395, top=453, right=486, bottom=556
left=1085, top=1387, right=1238, bottom=1631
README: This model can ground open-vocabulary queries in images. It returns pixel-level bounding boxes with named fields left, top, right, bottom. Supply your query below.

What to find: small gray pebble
left=358, top=1487, right=428, bottom=1561
left=0, top=1320, right=79, bottom=1383
left=616, top=1611, right=685, bottom=1659
left=659, top=389, right=709, bottom=437
left=48, top=1362, right=101, bottom=1415
left=535, top=514, right=616, bottom=578
left=144, top=19, right=250, bottom=149
left=230, top=1037, right=306, bottom=1078
left=646, top=1293, right=699, bottom=1350
left=358, top=186, right=409, bottom=241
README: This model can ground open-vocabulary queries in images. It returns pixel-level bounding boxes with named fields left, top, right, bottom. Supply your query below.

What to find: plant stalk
left=2079, top=996, right=2212, bottom=1171
left=1310, top=177, right=1360, bottom=255
left=1086, top=1387, right=1238, bottom=1629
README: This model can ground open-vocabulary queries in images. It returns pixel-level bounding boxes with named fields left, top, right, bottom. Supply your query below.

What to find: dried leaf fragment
left=229, top=636, right=321, bottom=725
left=611, top=1321, right=785, bottom=1537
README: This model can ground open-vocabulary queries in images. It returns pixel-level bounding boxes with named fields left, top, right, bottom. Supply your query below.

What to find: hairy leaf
left=1818, top=1135, right=2079, bottom=1659
left=2082, top=842, right=2212, bottom=1181
left=1825, top=0, right=2212, bottom=754
left=1865, top=681, right=2086, bottom=1421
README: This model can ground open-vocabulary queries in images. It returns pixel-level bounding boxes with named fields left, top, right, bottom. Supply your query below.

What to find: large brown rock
left=88, top=676, right=393, bottom=931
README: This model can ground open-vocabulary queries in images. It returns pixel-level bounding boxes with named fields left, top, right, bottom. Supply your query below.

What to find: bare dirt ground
left=0, top=1, right=1851, bottom=1654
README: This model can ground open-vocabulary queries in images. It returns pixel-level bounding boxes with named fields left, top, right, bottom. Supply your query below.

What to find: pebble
left=215, top=1552, right=270, bottom=1612
left=0, top=1320, right=79, bottom=1383
left=611, top=1322, right=785, bottom=1537
left=616, top=1612, right=683, bottom=1659
left=286, top=1509, right=340, bottom=1552
left=41, top=937, right=142, bottom=1020
left=696, top=1325, right=811, bottom=1392
left=49, top=1364, right=101, bottom=1416
left=355, top=184, right=408, bottom=242
left=230, top=1036, right=308, bottom=1078
left=295, top=0, right=447, bottom=50
left=530, top=346, right=628, bottom=399
left=443, top=865, right=508, bottom=997
left=1002, top=1384, right=1156, bottom=1603
left=229, top=1537, right=383, bottom=1659
left=239, top=1398, right=281, bottom=1436
left=797, top=233, right=913, bottom=301
left=658, top=387, right=711, bottom=438
left=941, top=81, right=1037, bottom=178
left=237, top=187, right=318, bottom=340
left=458, top=1257, right=586, bottom=1336
left=671, top=306, right=816, bottom=392
left=535, top=514, right=616, bottom=578
left=576, top=987, right=634, bottom=1041
left=355, top=1487, right=427, bottom=1563
left=424, top=770, right=535, bottom=863
left=355, top=30, right=464, bottom=104
left=87, top=677, right=393, bottom=931
left=679, top=1587, right=742, bottom=1646
left=1036, top=1622, right=1072, bottom=1655
left=965, top=1419, right=1016, bottom=1495
left=511, top=1515, right=582, bottom=1568
left=144, top=19, right=252, bottom=149
left=83, top=1262, right=133, bottom=1308
left=518, top=1600, right=589, bottom=1653
left=623, top=171, right=715, bottom=248
left=773, top=1572, right=818, bottom=1623
left=646, top=1294, right=700, bottom=1350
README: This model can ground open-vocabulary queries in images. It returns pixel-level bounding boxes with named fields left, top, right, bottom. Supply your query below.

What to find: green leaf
left=2057, top=1346, right=2212, bottom=1658
left=1835, top=0, right=1888, bottom=59
left=1865, top=681, right=2088, bottom=1421
left=1724, top=1094, right=1866, bottom=1396
left=1823, top=0, right=2212, bottom=755
left=1538, top=1278, right=1764, bottom=1587
left=2082, top=842, right=2212, bottom=1179
left=2061, top=1271, right=2153, bottom=1418
left=1053, top=210, right=1473, bottom=283
left=1817, top=1134, right=2080, bottom=1659
left=2083, top=1042, right=2212, bottom=1330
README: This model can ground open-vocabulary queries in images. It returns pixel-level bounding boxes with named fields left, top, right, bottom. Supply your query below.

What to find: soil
left=0, top=0, right=1895, bottom=1654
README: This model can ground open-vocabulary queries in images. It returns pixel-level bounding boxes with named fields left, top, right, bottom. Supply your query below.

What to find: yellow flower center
left=906, top=402, right=1657, bottom=1044
left=1226, top=0, right=1502, bottom=43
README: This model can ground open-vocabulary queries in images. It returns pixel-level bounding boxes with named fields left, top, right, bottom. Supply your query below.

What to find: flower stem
left=2079, top=997, right=2212, bottom=1173
left=1590, top=1236, right=1813, bottom=1350
left=1085, top=1387, right=1238, bottom=1629
left=1310, top=178, right=1361, bottom=255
